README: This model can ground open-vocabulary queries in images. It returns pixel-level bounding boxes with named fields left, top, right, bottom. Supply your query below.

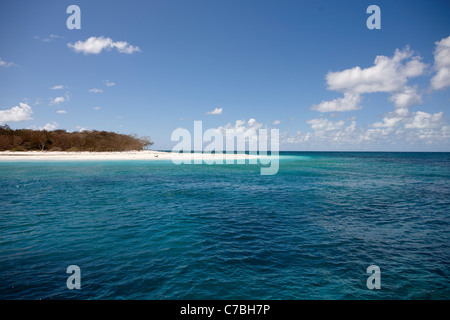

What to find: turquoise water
left=0, top=152, right=449, bottom=299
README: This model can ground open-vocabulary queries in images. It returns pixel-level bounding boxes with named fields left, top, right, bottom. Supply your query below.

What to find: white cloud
left=272, top=120, right=281, bottom=125
left=104, top=80, right=115, bottom=87
left=33, top=98, right=43, bottom=106
left=311, top=48, right=427, bottom=113
left=404, top=111, right=443, bottom=129
left=35, top=34, right=64, bottom=42
left=0, top=57, right=16, bottom=68
left=215, top=115, right=445, bottom=149
left=311, top=93, right=361, bottom=113
left=371, top=106, right=443, bottom=131
left=216, top=118, right=264, bottom=144
left=283, top=108, right=449, bottom=148
left=206, top=107, right=223, bottom=115
left=306, top=118, right=346, bottom=132
left=76, top=126, right=88, bottom=132
left=40, top=122, right=58, bottom=131
left=0, top=103, right=33, bottom=124
left=49, top=97, right=65, bottom=105
left=285, top=131, right=312, bottom=144
left=389, top=86, right=422, bottom=108
left=88, top=88, right=103, bottom=93
left=51, top=85, right=65, bottom=90
left=57, top=110, right=67, bottom=114
left=285, top=117, right=358, bottom=145
left=431, top=36, right=450, bottom=90
left=93, top=106, right=101, bottom=110
left=68, top=36, right=141, bottom=55
left=431, top=68, right=450, bottom=90
left=372, top=116, right=403, bottom=128
left=64, top=91, right=71, bottom=102
left=292, top=38, right=450, bottom=149
left=326, top=48, right=426, bottom=94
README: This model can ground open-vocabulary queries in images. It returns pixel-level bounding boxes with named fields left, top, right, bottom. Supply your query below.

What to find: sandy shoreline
left=0, top=150, right=258, bottom=161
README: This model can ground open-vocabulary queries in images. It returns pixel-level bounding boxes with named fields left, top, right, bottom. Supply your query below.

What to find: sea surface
left=0, top=152, right=449, bottom=299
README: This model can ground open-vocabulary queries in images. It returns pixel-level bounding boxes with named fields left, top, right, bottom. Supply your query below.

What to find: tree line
left=0, top=125, right=153, bottom=151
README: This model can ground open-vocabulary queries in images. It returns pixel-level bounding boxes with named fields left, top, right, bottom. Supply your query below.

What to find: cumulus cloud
left=389, top=86, right=422, bottom=108
left=49, top=97, right=65, bottom=105
left=431, top=36, right=450, bottom=90
left=215, top=118, right=265, bottom=145
left=272, top=120, right=281, bottom=125
left=0, top=103, right=33, bottom=124
left=68, top=36, right=141, bottom=55
left=76, top=126, right=88, bottom=132
left=57, top=110, right=67, bottom=114
left=51, top=85, right=65, bottom=90
left=372, top=115, right=403, bottom=128
left=311, top=93, right=362, bottom=112
left=40, top=122, right=58, bottom=131
left=0, top=57, right=16, bottom=68
left=326, top=48, right=426, bottom=94
left=285, top=117, right=358, bottom=145
left=283, top=114, right=449, bottom=149
left=371, top=99, right=443, bottom=131
left=206, top=107, right=223, bottom=115
left=35, top=34, right=64, bottom=42
left=306, top=118, right=346, bottom=132
left=295, top=37, right=450, bottom=149
left=311, top=48, right=426, bottom=113
left=404, top=111, right=443, bottom=129
left=219, top=118, right=264, bottom=132
left=104, top=80, right=115, bottom=87
left=88, top=88, right=103, bottom=93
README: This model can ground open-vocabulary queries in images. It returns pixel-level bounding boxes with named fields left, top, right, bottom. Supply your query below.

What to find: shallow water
left=0, top=152, right=449, bottom=299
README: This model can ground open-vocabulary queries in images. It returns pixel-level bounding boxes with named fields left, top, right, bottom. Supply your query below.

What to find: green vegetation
left=0, top=125, right=153, bottom=151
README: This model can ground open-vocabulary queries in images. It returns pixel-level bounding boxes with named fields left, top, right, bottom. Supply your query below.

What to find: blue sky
left=1, top=0, right=450, bottom=151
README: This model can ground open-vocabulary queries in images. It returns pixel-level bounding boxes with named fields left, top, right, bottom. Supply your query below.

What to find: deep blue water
left=0, top=152, right=449, bottom=299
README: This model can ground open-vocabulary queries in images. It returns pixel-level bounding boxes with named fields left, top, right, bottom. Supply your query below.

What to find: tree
left=0, top=127, right=154, bottom=151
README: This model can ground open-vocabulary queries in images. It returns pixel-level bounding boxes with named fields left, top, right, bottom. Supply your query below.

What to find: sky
left=1, top=0, right=450, bottom=151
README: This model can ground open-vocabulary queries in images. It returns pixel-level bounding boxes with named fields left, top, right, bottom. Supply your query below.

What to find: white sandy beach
left=0, top=150, right=258, bottom=161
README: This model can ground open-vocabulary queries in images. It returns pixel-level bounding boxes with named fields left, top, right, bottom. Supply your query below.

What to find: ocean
left=0, top=152, right=449, bottom=299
